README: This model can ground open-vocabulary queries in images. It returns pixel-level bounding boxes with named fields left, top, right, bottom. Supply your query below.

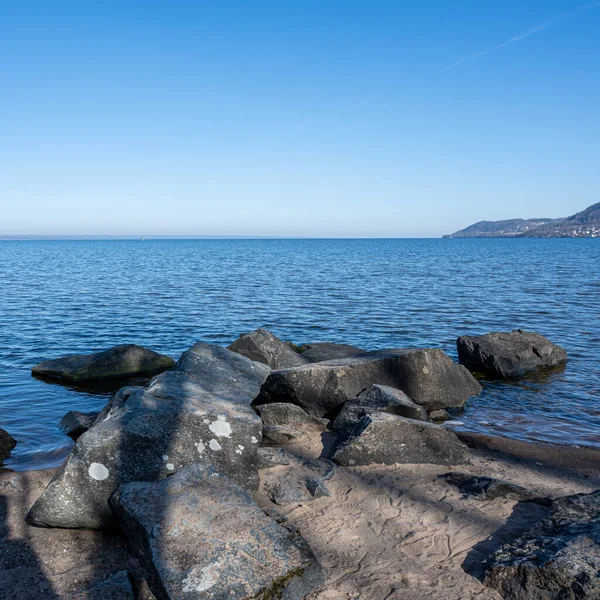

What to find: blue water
left=1, top=238, right=599, bottom=470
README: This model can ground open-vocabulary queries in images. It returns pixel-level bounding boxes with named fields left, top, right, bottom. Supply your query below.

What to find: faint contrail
left=438, top=0, right=600, bottom=73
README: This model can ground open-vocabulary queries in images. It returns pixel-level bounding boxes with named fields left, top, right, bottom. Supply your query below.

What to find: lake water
left=1, top=238, right=599, bottom=471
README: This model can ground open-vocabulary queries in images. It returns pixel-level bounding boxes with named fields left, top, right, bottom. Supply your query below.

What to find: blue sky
left=1, top=1, right=598, bottom=237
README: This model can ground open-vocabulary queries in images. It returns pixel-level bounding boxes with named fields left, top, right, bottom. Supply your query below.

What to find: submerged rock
left=32, top=344, right=175, bottom=382
left=27, top=343, right=269, bottom=529
left=111, top=464, right=325, bottom=600
left=332, top=412, right=471, bottom=467
left=484, top=490, right=600, bottom=599
left=0, top=428, right=17, bottom=463
left=297, top=342, right=365, bottom=363
left=257, top=348, right=481, bottom=417
left=59, top=411, right=99, bottom=441
left=332, top=384, right=428, bottom=431
left=457, top=330, right=568, bottom=378
left=227, top=328, right=308, bottom=369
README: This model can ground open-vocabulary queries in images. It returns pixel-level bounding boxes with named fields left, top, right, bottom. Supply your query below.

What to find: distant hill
left=444, top=202, right=600, bottom=238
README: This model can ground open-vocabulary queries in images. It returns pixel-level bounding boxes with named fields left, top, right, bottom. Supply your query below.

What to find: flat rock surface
left=228, top=328, right=308, bottom=369
left=257, top=348, right=482, bottom=417
left=27, top=343, right=269, bottom=529
left=111, top=464, right=326, bottom=600
left=332, top=412, right=471, bottom=467
left=457, top=330, right=568, bottom=378
left=32, top=345, right=175, bottom=382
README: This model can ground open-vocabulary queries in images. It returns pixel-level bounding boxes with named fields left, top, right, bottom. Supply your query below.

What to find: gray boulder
left=297, top=342, right=365, bottom=362
left=484, top=490, right=600, bottom=599
left=261, top=425, right=304, bottom=445
left=332, top=384, right=428, bottom=431
left=59, top=411, right=100, bottom=441
left=0, top=428, right=17, bottom=463
left=429, top=409, right=451, bottom=423
left=332, top=412, right=471, bottom=467
left=68, top=571, right=136, bottom=600
left=32, top=344, right=175, bottom=382
left=111, top=464, right=325, bottom=600
left=27, top=343, right=270, bottom=529
left=255, top=402, right=316, bottom=427
left=457, top=330, right=568, bottom=378
left=227, top=328, right=308, bottom=369
left=257, top=348, right=482, bottom=417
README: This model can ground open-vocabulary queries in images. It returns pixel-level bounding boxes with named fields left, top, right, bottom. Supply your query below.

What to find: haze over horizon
left=2, top=1, right=599, bottom=238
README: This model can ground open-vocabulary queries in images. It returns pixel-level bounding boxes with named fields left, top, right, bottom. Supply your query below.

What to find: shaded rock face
left=27, top=343, right=270, bottom=529
left=440, top=472, right=538, bottom=502
left=59, top=411, right=100, bottom=441
left=332, top=384, right=428, bottom=431
left=227, top=328, right=308, bottom=369
left=255, top=402, right=316, bottom=427
left=457, top=330, right=568, bottom=378
left=0, top=428, right=17, bottom=463
left=297, top=342, right=365, bottom=363
left=32, top=344, right=175, bottom=382
left=484, top=490, right=600, bottom=600
left=257, top=348, right=482, bottom=417
left=111, top=464, right=326, bottom=600
left=332, top=412, right=471, bottom=467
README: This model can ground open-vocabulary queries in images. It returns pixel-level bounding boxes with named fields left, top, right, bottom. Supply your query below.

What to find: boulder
left=332, top=384, right=428, bottom=431
left=111, top=464, right=325, bottom=600
left=262, top=425, right=304, bottom=445
left=332, top=412, right=471, bottom=467
left=484, top=490, right=600, bottom=599
left=457, top=330, right=568, bottom=378
left=297, top=342, right=365, bottom=362
left=59, top=411, right=100, bottom=441
left=255, top=402, right=316, bottom=427
left=32, top=344, right=175, bottom=382
left=440, top=472, right=540, bottom=502
left=227, top=328, right=308, bottom=369
left=429, top=409, right=451, bottom=423
left=27, top=343, right=270, bottom=529
left=257, top=348, right=482, bottom=417
left=0, top=428, right=17, bottom=463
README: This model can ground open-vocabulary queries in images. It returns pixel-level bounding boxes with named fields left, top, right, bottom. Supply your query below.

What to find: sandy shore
left=1, top=431, right=599, bottom=599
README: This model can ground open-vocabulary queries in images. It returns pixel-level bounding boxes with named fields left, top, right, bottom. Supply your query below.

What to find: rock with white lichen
left=111, top=464, right=325, bottom=600
left=256, top=348, right=482, bottom=417
left=27, top=343, right=270, bottom=530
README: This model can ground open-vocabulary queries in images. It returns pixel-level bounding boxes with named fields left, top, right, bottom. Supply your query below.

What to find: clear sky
left=1, top=1, right=598, bottom=237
